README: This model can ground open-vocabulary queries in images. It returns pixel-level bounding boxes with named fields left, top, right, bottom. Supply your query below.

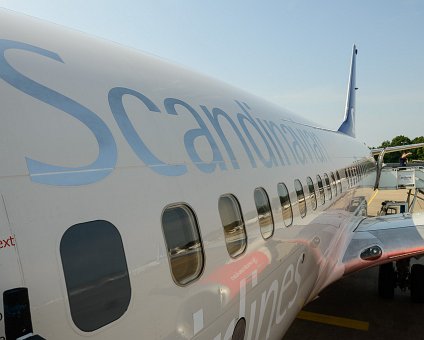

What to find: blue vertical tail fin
left=338, top=45, right=358, bottom=138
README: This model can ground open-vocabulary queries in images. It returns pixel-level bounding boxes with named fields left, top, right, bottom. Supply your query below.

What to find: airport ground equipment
left=374, top=166, right=424, bottom=301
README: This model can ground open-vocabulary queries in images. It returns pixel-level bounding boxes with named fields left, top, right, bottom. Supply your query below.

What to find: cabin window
left=277, top=182, right=293, bottom=227
left=316, top=174, right=325, bottom=205
left=218, top=194, right=247, bottom=258
left=346, top=168, right=351, bottom=187
left=60, top=220, right=131, bottom=332
left=346, top=168, right=352, bottom=187
left=324, top=173, right=332, bottom=200
left=294, top=179, right=307, bottom=218
left=254, top=188, right=274, bottom=239
left=162, top=204, right=204, bottom=285
left=345, top=168, right=349, bottom=187
left=330, top=172, right=337, bottom=196
left=342, top=168, right=348, bottom=187
left=336, top=170, right=342, bottom=193
left=306, top=177, right=317, bottom=211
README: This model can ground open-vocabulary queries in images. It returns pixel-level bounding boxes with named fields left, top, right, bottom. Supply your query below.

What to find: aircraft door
left=0, top=194, right=23, bottom=340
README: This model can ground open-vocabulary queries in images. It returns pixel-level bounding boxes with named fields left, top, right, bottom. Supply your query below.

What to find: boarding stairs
left=374, top=166, right=424, bottom=215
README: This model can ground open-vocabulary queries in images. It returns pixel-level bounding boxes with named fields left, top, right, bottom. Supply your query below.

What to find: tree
left=387, top=135, right=412, bottom=163
left=391, top=135, right=411, bottom=147
left=374, top=135, right=424, bottom=164
left=381, top=140, right=391, bottom=148
left=412, top=136, right=424, bottom=160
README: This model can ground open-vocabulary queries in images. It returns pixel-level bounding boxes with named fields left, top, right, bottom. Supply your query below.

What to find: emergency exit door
left=0, top=194, right=23, bottom=340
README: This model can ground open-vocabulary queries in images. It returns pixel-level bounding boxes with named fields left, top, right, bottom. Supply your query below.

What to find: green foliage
left=412, top=136, right=424, bottom=160
left=391, top=135, right=411, bottom=146
left=381, top=140, right=391, bottom=148
left=374, top=135, right=424, bottom=164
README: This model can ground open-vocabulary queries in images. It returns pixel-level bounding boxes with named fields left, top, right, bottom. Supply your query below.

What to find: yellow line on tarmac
left=297, top=310, right=369, bottom=331
left=368, top=189, right=379, bottom=206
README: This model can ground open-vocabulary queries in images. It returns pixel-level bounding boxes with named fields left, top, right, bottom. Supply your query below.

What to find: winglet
left=338, top=45, right=358, bottom=138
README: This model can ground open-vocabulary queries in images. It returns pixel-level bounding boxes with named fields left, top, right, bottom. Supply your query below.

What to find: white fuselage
left=0, top=10, right=375, bottom=340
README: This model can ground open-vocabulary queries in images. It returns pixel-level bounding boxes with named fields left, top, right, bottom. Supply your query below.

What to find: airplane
left=1, top=8, right=424, bottom=340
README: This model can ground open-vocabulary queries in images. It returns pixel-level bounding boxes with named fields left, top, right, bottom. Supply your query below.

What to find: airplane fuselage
left=0, top=10, right=376, bottom=340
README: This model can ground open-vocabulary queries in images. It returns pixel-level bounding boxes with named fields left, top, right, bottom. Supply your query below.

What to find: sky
left=1, top=0, right=423, bottom=147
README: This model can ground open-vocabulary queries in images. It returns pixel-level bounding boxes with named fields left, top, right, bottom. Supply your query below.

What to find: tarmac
left=285, top=188, right=424, bottom=339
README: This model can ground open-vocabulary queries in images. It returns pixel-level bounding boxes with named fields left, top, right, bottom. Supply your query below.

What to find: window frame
left=306, top=176, right=317, bottom=211
left=316, top=174, right=325, bottom=205
left=161, top=203, right=205, bottom=286
left=348, top=167, right=353, bottom=187
left=254, top=187, right=275, bottom=239
left=277, top=182, right=293, bottom=227
left=218, top=194, right=248, bottom=258
left=323, top=173, right=332, bottom=200
left=294, top=179, right=307, bottom=218
left=330, top=172, right=337, bottom=196
left=336, top=170, right=342, bottom=193
left=60, top=220, right=131, bottom=332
